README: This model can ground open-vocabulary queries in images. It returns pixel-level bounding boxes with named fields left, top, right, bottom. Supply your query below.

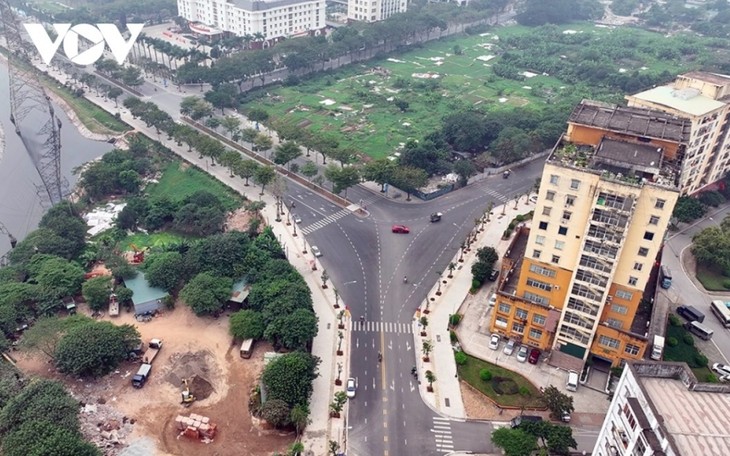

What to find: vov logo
left=23, top=23, right=144, bottom=66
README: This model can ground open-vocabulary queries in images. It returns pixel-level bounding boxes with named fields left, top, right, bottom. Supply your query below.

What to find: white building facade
left=594, top=362, right=730, bottom=456
left=347, top=0, right=407, bottom=22
left=177, top=0, right=325, bottom=41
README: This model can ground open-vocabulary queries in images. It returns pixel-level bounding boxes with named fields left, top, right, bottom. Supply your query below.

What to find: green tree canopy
left=260, top=398, right=291, bottom=428
left=264, top=308, right=318, bottom=351
left=0, top=379, right=80, bottom=435
left=144, top=251, right=186, bottom=293
left=261, top=351, right=320, bottom=408
left=20, top=315, right=92, bottom=359
left=491, top=427, right=537, bottom=456
left=28, top=255, right=85, bottom=298
left=673, top=196, right=706, bottom=223
left=229, top=309, right=266, bottom=340
left=542, top=385, right=575, bottom=421
left=82, top=276, right=113, bottom=312
left=2, top=420, right=100, bottom=456
left=692, top=218, right=730, bottom=275
left=273, top=141, right=303, bottom=170
left=54, top=321, right=140, bottom=377
left=180, top=272, right=233, bottom=316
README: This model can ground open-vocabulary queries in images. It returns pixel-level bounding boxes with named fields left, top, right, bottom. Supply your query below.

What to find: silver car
left=516, top=345, right=528, bottom=363
left=503, top=339, right=516, bottom=356
left=311, top=245, right=322, bottom=257
left=346, top=377, right=357, bottom=398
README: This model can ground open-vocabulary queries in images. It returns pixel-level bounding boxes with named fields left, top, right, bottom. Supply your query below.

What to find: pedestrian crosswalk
left=431, top=416, right=454, bottom=454
left=300, top=196, right=380, bottom=235
left=485, top=189, right=508, bottom=203
left=349, top=321, right=413, bottom=334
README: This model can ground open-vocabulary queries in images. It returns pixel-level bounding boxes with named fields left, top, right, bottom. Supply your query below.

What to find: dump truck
left=651, top=335, right=665, bottom=361
left=132, top=364, right=152, bottom=388
left=108, top=293, right=119, bottom=317
left=142, top=339, right=163, bottom=364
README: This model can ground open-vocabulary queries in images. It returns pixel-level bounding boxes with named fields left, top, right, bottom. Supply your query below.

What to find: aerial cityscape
left=0, top=0, right=729, bottom=455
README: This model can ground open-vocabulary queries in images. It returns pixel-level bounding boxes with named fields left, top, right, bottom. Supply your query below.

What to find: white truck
left=651, top=335, right=665, bottom=361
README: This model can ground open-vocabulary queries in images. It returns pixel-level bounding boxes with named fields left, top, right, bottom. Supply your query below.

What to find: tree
left=229, top=309, right=266, bottom=340
left=2, top=420, right=100, bottom=456
left=29, top=255, right=85, bottom=298
left=38, top=204, right=87, bottom=258
left=261, top=351, right=320, bottom=407
left=221, top=115, right=241, bottom=138
left=55, top=321, right=140, bottom=377
left=253, top=133, right=273, bottom=154
left=144, top=251, right=186, bottom=293
left=300, top=160, right=318, bottom=181
left=254, top=165, right=276, bottom=194
left=0, top=379, right=80, bottom=435
left=247, top=107, right=270, bottom=128
left=545, top=424, right=578, bottom=455
left=81, top=276, right=113, bottom=312
left=265, top=308, right=318, bottom=350
left=260, top=398, right=291, bottom=428
left=673, top=196, right=706, bottom=223
left=273, top=141, right=303, bottom=170
left=290, top=404, right=310, bottom=437
left=362, top=158, right=396, bottom=192
left=234, top=159, right=259, bottom=186
left=220, top=150, right=243, bottom=177
left=180, top=272, right=233, bottom=316
left=390, top=166, right=428, bottom=201
left=453, top=160, right=476, bottom=187
left=107, top=86, right=123, bottom=107
left=491, top=427, right=537, bottom=456
left=543, top=385, right=575, bottom=421
left=20, top=315, right=91, bottom=360
left=324, top=164, right=361, bottom=197
left=425, top=369, right=436, bottom=389
left=692, top=221, right=730, bottom=275
left=205, top=117, right=221, bottom=131
left=422, top=339, right=433, bottom=360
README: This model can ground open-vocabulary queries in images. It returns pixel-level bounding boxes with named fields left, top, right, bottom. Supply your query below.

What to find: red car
left=391, top=224, right=410, bottom=233
left=528, top=348, right=541, bottom=364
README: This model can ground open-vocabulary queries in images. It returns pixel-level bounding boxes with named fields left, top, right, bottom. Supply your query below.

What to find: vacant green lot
left=457, top=353, right=546, bottom=408
left=121, top=232, right=194, bottom=251
left=147, top=162, right=243, bottom=211
left=696, top=262, right=730, bottom=291
left=664, top=322, right=713, bottom=381
left=251, top=22, right=720, bottom=159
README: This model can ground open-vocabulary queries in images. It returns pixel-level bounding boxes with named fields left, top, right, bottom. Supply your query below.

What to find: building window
left=616, top=290, right=633, bottom=300
left=542, top=206, right=552, bottom=216
left=611, top=304, right=628, bottom=315
left=598, top=335, right=620, bottom=349
left=623, top=403, right=637, bottom=430
left=625, top=344, right=640, bottom=356
left=523, top=291, right=548, bottom=305
left=529, top=328, right=543, bottom=339
left=566, top=195, right=575, bottom=206
left=539, top=221, right=548, bottom=230
left=533, top=314, right=546, bottom=325
left=498, top=303, right=511, bottom=314
left=628, top=276, right=638, bottom=286
left=551, top=255, right=560, bottom=264
left=638, top=247, right=649, bottom=257
left=655, top=199, right=666, bottom=209
left=527, top=278, right=552, bottom=291
left=644, top=231, right=654, bottom=241
left=533, top=249, right=541, bottom=259
left=570, top=179, right=580, bottom=190
left=649, top=215, right=660, bottom=225
left=515, top=308, right=528, bottom=320
left=558, top=226, right=568, bottom=235
left=605, top=318, right=623, bottom=329
left=512, top=322, right=525, bottom=333
left=633, top=262, right=643, bottom=271
left=562, top=211, right=572, bottom=221
left=529, top=264, right=556, bottom=278
left=535, top=235, right=545, bottom=245
left=495, top=316, right=508, bottom=328
left=555, top=240, right=565, bottom=250
left=550, top=175, right=560, bottom=185
left=546, top=191, right=555, bottom=201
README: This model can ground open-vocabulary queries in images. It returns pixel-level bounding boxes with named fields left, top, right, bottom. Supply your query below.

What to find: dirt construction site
left=14, top=305, right=294, bottom=456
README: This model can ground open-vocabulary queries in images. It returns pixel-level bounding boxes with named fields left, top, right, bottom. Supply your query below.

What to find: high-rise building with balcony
left=489, top=100, right=691, bottom=370
left=593, top=362, right=730, bottom=456
left=626, top=71, right=730, bottom=195
left=347, top=0, right=407, bottom=23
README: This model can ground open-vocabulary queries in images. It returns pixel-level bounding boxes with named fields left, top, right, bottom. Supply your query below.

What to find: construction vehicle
left=129, top=243, right=146, bottom=264
left=132, top=364, right=152, bottom=388
left=109, top=293, right=119, bottom=317
left=181, top=379, right=196, bottom=406
left=142, top=339, right=163, bottom=364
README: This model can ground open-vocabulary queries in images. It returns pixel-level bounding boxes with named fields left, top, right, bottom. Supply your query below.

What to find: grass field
left=146, top=162, right=243, bottom=211
left=695, top=262, right=730, bottom=291
left=664, top=323, right=713, bottom=381
left=252, top=21, right=717, bottom=159
left=44, top=79, right=130, bottom=135
left=121, top=232, right=194, bottom=251
left=457, top=354, right=546, bottom=408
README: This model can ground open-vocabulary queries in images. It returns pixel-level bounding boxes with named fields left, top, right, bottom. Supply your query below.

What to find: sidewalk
left=38, top=63, right=346, bottom=455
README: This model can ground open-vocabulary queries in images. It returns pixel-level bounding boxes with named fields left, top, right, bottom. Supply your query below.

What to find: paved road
left=662, top=205, right=730, bottom=363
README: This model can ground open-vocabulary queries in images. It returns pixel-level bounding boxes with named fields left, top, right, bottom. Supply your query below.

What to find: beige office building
left=347, top=0, right=407, bottom=22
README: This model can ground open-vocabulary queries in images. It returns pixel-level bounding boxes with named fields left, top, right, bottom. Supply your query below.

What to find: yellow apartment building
left=489, top=100, right=691, bottom=369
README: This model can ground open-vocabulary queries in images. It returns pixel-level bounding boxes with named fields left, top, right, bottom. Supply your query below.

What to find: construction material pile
left=175, top=413, right=217, bottom=441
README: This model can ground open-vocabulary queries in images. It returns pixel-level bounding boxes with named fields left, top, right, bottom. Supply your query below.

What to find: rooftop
left=681, top=71, right=730, bottom=87
left=630, top=85, right=726, bottom=117
left=500, top=226, right=530, bottom=297
left=568, top=100, right=691, bottom=143
left=123, top=272, right=168, bottom=306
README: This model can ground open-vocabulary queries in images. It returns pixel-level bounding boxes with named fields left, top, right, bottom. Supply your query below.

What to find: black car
left=487, top=269, right=499, bottom=281
left=430, top=212, right=442, bottom=222
left=510, top=415, right=542, bottom=428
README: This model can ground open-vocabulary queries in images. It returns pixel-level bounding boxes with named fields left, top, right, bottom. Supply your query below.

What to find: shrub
left=518, top=386, right=529, bottom=396
left=694, top=353, right=708, bottom=367
left=724, top=279, right=730, bottom=290
left=706, top=373, right=719, bottom=383
left=515, top=215, right=525, bottom=222
left=698, top=190, right=725, bottom=207
left=471, top=279, right=482, bottom=290
left=479, top=369, right=492, bottom=381
left=454, top=351, right=468, bottom=365
left=667, top=337, right=679, bottom=347
left=502, top=229, right=512, bottom=239
left=449, top=330, right=458, bottom=343
left=668, top=314, right=681, bottom=326
left=683, top=334, right=694, bottom=346
left=450, top=314, right=462, bottom=327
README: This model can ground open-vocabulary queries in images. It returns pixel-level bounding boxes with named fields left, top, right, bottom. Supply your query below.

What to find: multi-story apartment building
left=177, top=0, right=326, bottom=42
left=489, top=100, right=691, bottom=369
left=347, top=0, right=407, bottom=23
left=593, top=362, right=730, bottom=456
left=626, top=72, right=730, bottom=195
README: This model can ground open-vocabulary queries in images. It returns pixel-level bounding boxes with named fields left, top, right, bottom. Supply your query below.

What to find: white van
left=240, top=338, right=255, bottom=359
left=566, top=370, right=579, bottom=392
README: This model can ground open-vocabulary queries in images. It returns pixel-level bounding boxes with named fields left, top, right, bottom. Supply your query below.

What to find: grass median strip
left=457, top=353, right=546, bottom=408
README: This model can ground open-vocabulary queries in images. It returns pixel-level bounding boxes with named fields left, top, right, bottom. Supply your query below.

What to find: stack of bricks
left=175, top=413, right=217, bottom=440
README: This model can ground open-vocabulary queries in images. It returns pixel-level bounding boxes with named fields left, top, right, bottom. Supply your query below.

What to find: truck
left=108, top=293, right=119, bottom=317
left=142, top=338, right=163, bottom=364
left=131, top=339, right=163, bottom=388
left=651, top=335, right=665, bottom=361
left=132, top=364, right=152, bottom=388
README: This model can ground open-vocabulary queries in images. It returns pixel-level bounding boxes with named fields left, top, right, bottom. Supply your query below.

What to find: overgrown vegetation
left=691, top=214, right=730, bottom=289
left=456, top=353, right=545, bottom=407
left=665, top=315, right=712, bottom=380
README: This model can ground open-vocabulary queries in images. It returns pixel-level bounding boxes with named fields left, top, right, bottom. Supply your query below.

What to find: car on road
left=430, top=212, right=442, bottom=222
left=712, top=363, right=730, bottom=380
left=391, top=224, right=410, bottom=233
left=346, top=377, right=357, bottom=398
left=503, top=339, right=516, bottom=356
left=517, top=345, right=528, bottom=363
left=529, top=195, right=538, bottom=204
left=488, top=334, right=500, bottom=350
left=528, top=348, right=541, bottom=364
left=487, top=269, right=499, bottom=281
left=488, top=293, right=497, bottom=307
left=311, top=245, right=322, bottom=257
left=293, top=214, right=302, bottom=224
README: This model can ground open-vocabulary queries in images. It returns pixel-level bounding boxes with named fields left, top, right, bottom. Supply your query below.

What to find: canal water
left=0, top=64, right=114, bottom=257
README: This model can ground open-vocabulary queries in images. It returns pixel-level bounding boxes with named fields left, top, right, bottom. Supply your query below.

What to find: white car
left=488, top=334, right=500, bottom=350
left=517, top=345, right=528, bottom=363
left=712, top=363, right=730, bottom=380
left=488, top=293, right=497, bottom=307
left=346, top=377, right=357, bottom=398
left=529, top=195, right=538, bottom=204
left=311, top=245, right=322, bottom=257
left=293, top=214, right=302, bottom=224
left=503, top=339, right=516, bottom=356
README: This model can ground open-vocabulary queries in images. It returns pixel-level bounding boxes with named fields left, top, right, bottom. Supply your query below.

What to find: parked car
left=510, top=415, right=541, bottom=428
left=712, top=363, right=730, bottom=380
left=487, top=269, right=499, bottom=281
left=391, top=224, right=410, bottom=233
left=529, top=195, right=538, bottom=204
left=311, top=245, right=322, bottom=257
left=517, top=346, right=528, bottom=363
left=503, top=339, right=516, bottom=356
left=528, top=348, right=541, bottom=364
left=293, top=214, right=302, bottom=224
left=488, top=293, right=497, bottom=307
left=346, top=377, right=357, bottom=398
left=561, top=412, right=571, bottom=423
left=503, top=170, right=511, bottom=179
left=488, top=334, right=500, bottom=350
